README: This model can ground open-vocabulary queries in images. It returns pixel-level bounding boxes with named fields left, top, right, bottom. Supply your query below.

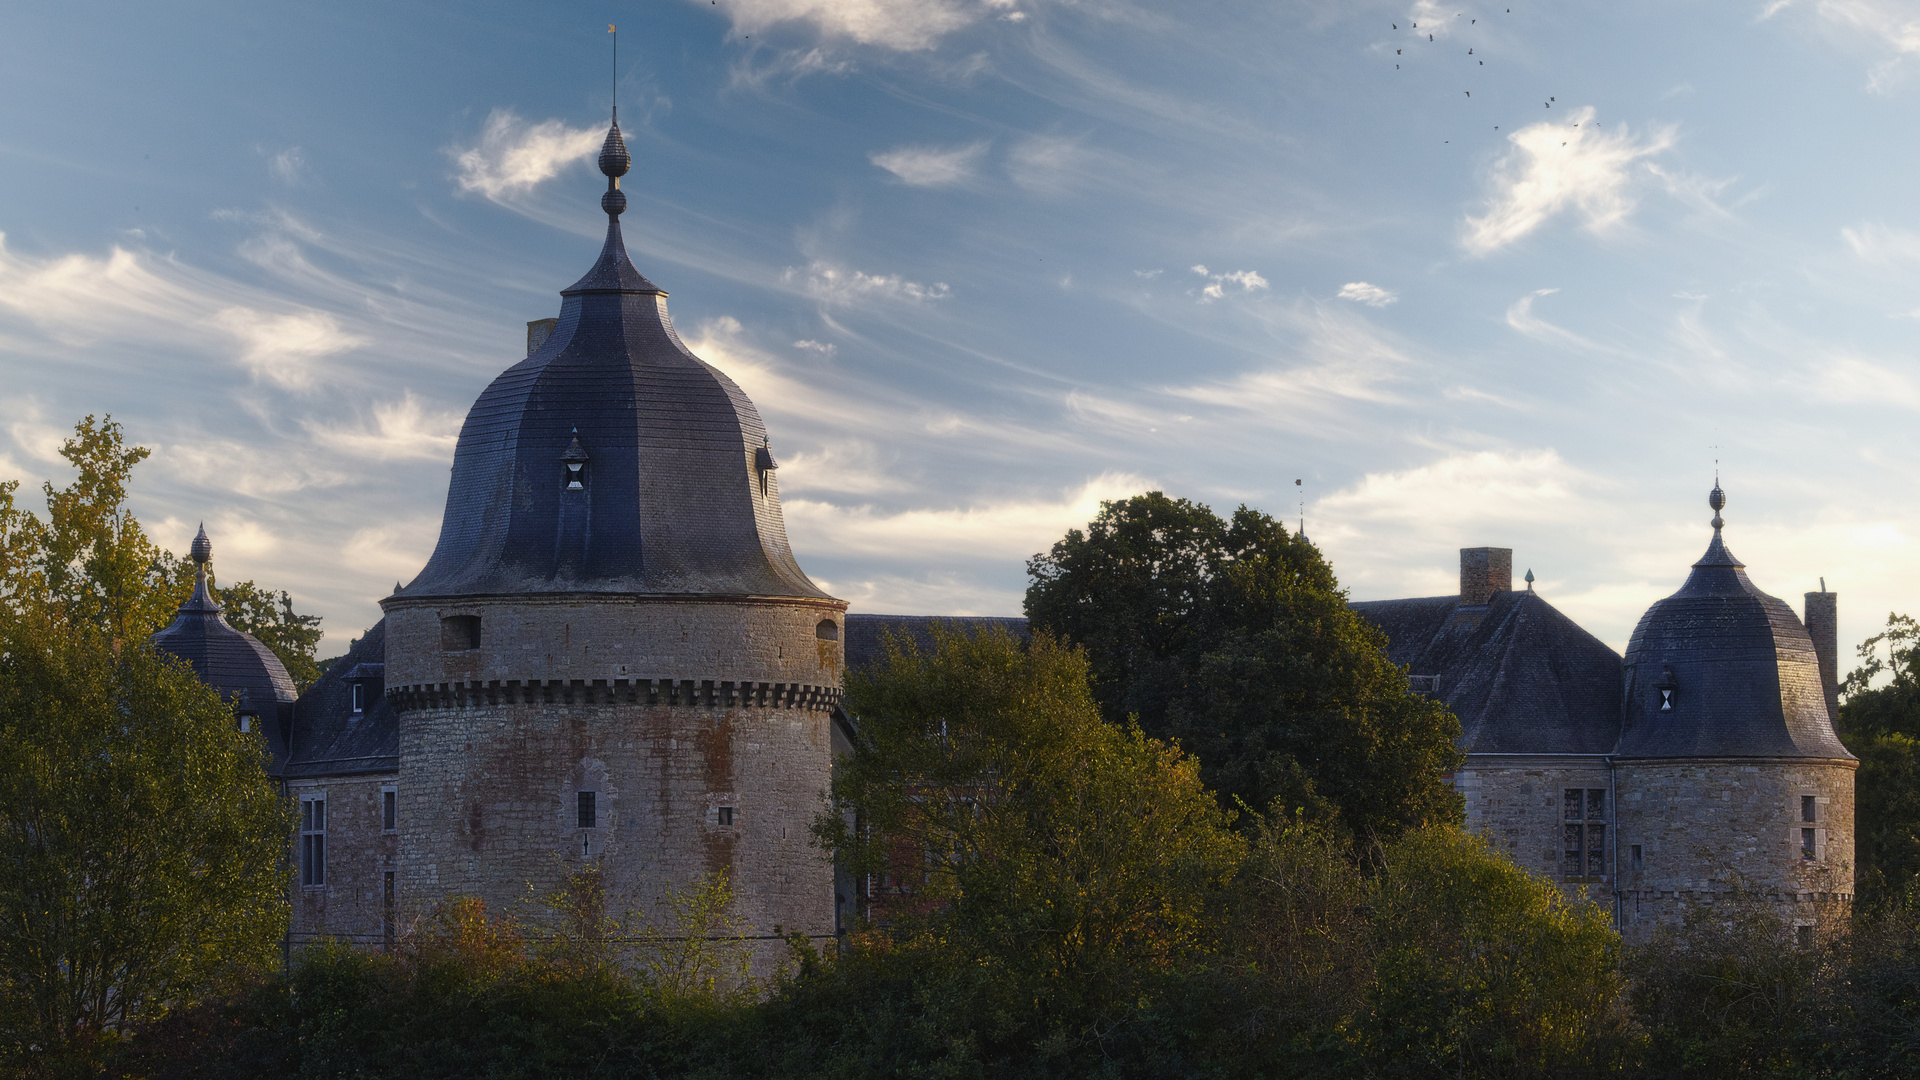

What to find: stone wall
left=1615, top=757, right=1855, bottom=941
left=286, top=771, right=401, bottom=947
left=384, top=593, right=847, bottom=973
left=1457, top=756, right=1614, bottom=904
left=395, top=699, right=834, bottom=969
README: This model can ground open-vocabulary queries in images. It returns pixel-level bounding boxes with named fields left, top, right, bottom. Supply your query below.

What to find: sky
left=2, top=0, right=1918, bottom=663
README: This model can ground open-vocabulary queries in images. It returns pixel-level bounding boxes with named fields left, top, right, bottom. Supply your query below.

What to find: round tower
left=151, top=524, right=297, bottom=762
left=1613, top=484, right=1855, bottom=938
left=381, top=115, right=846, bottom=953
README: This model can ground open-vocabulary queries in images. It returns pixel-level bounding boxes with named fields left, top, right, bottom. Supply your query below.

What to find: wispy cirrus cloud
left=782, top=471, right=1149, bottom=562
left=1190, top=263, right=1268, bottom=302
left=703, top=0, right=1023, bottom=51
left=784, top=259, right=952, bottom=304
left=305, top=394, right=463, bottom=461
left=1841, top=221, right=1920, bottom=263
left=1338, top=281, right=1397, bottom=307
left=449, top=109, right=603, bottom=203
left=870, top=141, right=988, bottom=186
left=1766, top=0, right=1920, bottom=90
left=1462, top=107, right=1678, bottom=255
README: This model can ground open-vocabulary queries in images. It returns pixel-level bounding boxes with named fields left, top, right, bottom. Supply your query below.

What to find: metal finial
left=1524, top=568, right=1535, bottom=591
left=190, top=522, right=212, bottom=566
left=1709, top=480, right=1725, bottom=532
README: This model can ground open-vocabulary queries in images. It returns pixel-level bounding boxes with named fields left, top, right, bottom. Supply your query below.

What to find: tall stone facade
left=1354, top=486, right=1856, bottom=938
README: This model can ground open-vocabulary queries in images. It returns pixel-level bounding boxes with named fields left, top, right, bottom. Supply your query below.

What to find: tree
left=0, top=416, right=324, bottom=692
left=818, top=625, right=1245, bottom=1070
left=1839, top=613, right=1920, bottom=905
left=1367, top=826, right=1635, bottom=1077
left=0, top=626, right=292, bottom=1077
left=1026, top=492, right=1462, bottom=840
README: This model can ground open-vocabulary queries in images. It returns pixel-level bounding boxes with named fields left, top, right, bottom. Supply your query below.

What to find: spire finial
left=1709, top=479, right=1726, bottom=533
left=190, top=522, right=212, bottom=566
left=1525, top=568, right=1535, bottom=591
left=598, top=25, right=631, bottom=221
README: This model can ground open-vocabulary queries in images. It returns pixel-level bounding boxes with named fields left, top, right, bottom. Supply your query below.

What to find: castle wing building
left=1353, top=485, right=1855, bottom=938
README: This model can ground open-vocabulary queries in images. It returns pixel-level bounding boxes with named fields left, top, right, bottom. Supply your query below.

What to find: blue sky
left=3, top=0, right=1918, bottom=660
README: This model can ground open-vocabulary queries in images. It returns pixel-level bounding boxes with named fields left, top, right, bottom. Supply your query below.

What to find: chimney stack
left=1804, top=584, right=1839, bottom=725
left=1459, top=547, right=1513, bottom=607
left=527, top=317, right=558, bottom=356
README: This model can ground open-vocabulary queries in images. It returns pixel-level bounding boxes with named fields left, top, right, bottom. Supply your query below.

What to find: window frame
left=577, top=790, right=597, bottom=830
left=1562, top=787, right=1609, bottom=881
left=299, top=794, right=327, bottom=888
left=350, top=683, right=365, bottom=715
left=382, top=785, right=398, bottom=833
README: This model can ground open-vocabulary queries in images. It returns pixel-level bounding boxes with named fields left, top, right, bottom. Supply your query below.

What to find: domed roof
left=400, top=117, right=828, bottom=601
left=1615, top=486, right=1851, bottom=760
left=150, top=525, right=298, bottom=718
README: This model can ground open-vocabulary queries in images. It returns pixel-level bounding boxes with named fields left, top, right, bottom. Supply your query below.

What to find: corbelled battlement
left=387, top=676, right=843, bottom=712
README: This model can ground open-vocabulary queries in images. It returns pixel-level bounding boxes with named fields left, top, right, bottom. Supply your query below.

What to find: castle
left=148, top=115, right=1854, bottom=948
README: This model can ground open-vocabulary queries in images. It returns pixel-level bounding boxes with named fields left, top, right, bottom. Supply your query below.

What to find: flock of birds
left=1388, top=7, right=1589, bottom=146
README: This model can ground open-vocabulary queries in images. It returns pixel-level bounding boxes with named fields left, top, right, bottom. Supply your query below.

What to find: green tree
left=0, top=627, right=292, bottom=1077
left=1839, top=613, right=1920, bottom=905
left=818, top=625, right=1245, bottom=1070
left=0, top=416, right=324, bottom=692
left=1026, top=491, right=1462, bottom=839
left=1366, top=826, right=1635, bottom=1078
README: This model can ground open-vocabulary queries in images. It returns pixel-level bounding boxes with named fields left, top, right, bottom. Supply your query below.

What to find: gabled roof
left=1351, top=590, right=1623, bottom=755
left=283, top=620, right=396, bottom=779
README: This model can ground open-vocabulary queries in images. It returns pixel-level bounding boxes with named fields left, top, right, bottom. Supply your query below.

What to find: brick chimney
left=527, top=317, right=558, bottom=355
left=1804, top=584, right=1839, bottom=725
left=1459, top=547, right=1513, bottom=606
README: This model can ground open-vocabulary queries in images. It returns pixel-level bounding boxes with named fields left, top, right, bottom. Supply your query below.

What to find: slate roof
left=844, top=614, right=1030, bottom=671
left=150, top=539, right=297, bottom=768
left=1615, top=519, right=1852, bottom=760
left=401, top=117, right=828, bottom=602
left=282, top=620, right=397, bottom=780
left=1351, top=590, right=1624, bottom=755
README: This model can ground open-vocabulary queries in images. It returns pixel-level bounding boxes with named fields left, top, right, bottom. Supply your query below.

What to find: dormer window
left=351, top=683, right=365, bottom=714
left=755, top=444, right=777, bottom=496
left=563, top=430, right=590, bottom=491
left=238, top=713, right=254, bottom=734
left=1655, top=666, right=1677, bottom=712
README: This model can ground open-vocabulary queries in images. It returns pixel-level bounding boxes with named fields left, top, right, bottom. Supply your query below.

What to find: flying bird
left=1465, top=91, right=1470, bottom=96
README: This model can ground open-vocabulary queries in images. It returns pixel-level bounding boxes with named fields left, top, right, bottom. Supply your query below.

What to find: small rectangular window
left=383, top=871, right=397, bottom=949
left=1803, top=828, right=1817, bottom=860
left=1802, top=795, right=1817, bottom=823
left=1631, top=844, right=1644, bottom=872
left=1564, top=789, right=1582, bottom=821
left=577, top=791, right=597, bottom=829
left=382, top=788, right=397, bottom=832
left=1586, top=824, right=1606, bottom=876
left=441, top=614, right=482, bottom=651
left=717, top=806, right=734, bottom=826
left=300, top=796, right=326, bottom=887
left=1796, top=924, right=1813, bottom=949
left=1587, top=788, right=1607, bottom=821
left=1564, top=824, right=1583, bottom=877
left=238, top=714, right=252, bottom=733
left=351, top=683, right=365, bottom=714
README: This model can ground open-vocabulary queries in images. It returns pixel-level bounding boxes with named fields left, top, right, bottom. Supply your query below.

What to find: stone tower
left=1613, top=483, right=1855, bottom=938
left=380, top=114, right=847, bottom=952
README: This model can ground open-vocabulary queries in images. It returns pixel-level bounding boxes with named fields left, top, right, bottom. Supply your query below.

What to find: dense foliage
left=1024, top=492, right=1462, bottom=839
left=1840, top=612, right=1920, bottom=905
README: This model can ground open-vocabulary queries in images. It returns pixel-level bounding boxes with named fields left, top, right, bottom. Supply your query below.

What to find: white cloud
left=450, top=109, right=603, bottom=203
left=343, top=517, right=441, bottom=587
left=1006, top=134, right=1098, bottom=194
left=268, top=147, right=308, bottom=186
left=1808, top=354, right=1920, bottom=411
left=305, top=394, right=464, bottom=461
left=1771, top=0, right=1920, bottom=90
left=816, top=570, right=1026, bottom=616
left=782, top=471, right=1149, bottom=562
left=1503, top=289, right=1604, bottom=351
left=870, top=141, right=988, bottom=186
left=1338, top=281, right=1397, bottom=307
left=1166, top=306, right=1411, bottom=433
left=1841, top=221, right=1920, bottom=263
left=1190, top=263, right=1268, bottom=302
left=705, top=0, right=987, bottom=51
left=1406, top=0, right=1461, bottom=38
left=792, top=338, right=837, bottom=355
left=784, top=260, right=952, bottom=304
left=777, top=441, right=911, bottom=495
left=212, top=307, right=364, bottom=391
left=1461, top=108, right=1678, bottom=255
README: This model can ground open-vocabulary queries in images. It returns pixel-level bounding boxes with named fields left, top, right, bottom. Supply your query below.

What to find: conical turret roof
left=1615, top=485, right=1851, bottom=759
left=400, top=116, right=829, bottom=601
